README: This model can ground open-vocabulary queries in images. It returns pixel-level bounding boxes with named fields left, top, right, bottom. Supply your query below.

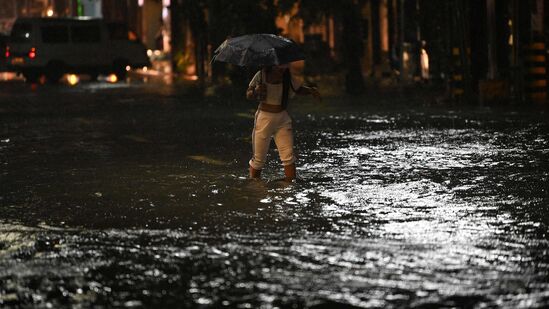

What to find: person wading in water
left=246, top=64, right=320, bottom=181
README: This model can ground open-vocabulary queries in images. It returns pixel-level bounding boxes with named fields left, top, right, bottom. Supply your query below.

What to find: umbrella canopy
left=212, top=34, right=305, bottom=67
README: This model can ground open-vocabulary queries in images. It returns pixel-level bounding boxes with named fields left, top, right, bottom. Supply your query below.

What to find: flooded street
left=1, top=81, right=548, bottom=308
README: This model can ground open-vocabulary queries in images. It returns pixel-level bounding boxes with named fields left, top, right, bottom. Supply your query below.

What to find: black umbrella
left=212, top=34, right=305, bottom=67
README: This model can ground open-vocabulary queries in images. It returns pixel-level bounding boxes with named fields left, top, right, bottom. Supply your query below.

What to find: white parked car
left=5, top=17, right=150, bottom=83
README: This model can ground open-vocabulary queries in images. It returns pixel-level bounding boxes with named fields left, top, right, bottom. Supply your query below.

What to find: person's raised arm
left=296, top=85, right=321, bottom=101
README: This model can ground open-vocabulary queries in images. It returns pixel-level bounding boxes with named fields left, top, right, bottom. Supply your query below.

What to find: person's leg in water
left=249, top=111, right=273, bottom=179
left=249, top=165, right=262, bottom=178
left=274, top=111, right=296, bottom=181
left=283, top=163, right=296, bottom=181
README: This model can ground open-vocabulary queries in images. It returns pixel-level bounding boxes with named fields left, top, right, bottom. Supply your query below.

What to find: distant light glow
left=125, top=65, right=131, bottom=71
left=46, top=9, right=54, bottom=17
left=163, top=0, right=170, bottom=6
left=107, top=74, right=118, bottom=83
left=147, top=49, right=153, bottom=57
left=185, top=65, right=195, bottom=75
left=142, top=66, right=148, bottom=72
left=67, top=74, right=79, bottom=85
left=138, top=0, right=144, bottom=7
left=153, top=50, right=161, bottom=56
left=25, top=33, right=30, bottom=38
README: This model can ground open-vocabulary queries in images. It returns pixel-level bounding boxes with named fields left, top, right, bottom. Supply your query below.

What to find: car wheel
left=22, top=70, right=41, bottom=83
left=45, top=61, right=65, bottom=83
left=112, top=59, right=128, bottom=81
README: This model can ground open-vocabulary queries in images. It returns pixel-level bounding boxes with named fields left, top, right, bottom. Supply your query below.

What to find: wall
left=142, top=0, right=162, bottom=50
left=81, top=0, right=102, bottom=17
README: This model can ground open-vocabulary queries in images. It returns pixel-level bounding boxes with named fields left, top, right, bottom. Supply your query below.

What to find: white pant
left=249, top=110, right=296, bottom=170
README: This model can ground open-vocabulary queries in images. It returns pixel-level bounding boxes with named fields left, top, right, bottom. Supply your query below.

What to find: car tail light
left=4, top=47, right=9, bottom=58
left=28, top=47, right=36, bottom=59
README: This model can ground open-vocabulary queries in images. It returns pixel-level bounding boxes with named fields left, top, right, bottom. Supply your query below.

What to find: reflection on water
left=1, top=87, right=548, bottom=307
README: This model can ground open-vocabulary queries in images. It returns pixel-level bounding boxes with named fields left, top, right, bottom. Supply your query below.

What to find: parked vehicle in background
left=0, top=34, right=9, bottom=72
left=5, top=17, right=150, bottom=83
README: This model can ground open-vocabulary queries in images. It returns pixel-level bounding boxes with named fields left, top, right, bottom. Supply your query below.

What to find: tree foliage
left=173, top=0, right=365, bottom=94
left=294, top=0, right=366, bottom=94
left=172, top=0, right=278, bottom=91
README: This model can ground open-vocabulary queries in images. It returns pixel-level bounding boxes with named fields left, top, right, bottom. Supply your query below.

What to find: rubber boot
left=249, top=166, right=262, bottom=179
left=283, top=163, right=296, bottom=182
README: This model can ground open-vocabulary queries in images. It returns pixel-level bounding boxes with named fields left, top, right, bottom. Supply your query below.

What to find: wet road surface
left=1, top=80, right=548, bottom=308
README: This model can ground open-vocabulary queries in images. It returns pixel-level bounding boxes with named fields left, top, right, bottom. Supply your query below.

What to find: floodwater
left=1, top=81, right=548, bottom=308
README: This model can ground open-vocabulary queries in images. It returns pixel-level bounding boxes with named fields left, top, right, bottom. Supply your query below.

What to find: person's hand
left=255, top=84, right=267, bottom=101
left=309, top=87, right=321, bottom=102
left=246, top=87, right=256, bottom=100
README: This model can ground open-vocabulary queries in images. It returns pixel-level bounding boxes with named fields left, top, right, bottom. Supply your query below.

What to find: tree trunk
left=342, top=2, right=365, bottom=95
left=170, top=0, right=183, bottom=74
left=455, top=0, right=473, bottom=102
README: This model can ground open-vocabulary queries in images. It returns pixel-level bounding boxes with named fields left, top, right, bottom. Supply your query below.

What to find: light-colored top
left=249, top=70, right=302, bottom=106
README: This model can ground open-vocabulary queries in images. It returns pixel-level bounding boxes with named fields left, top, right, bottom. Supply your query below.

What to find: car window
left=41, top=25, right=69, bottom=43
left=72, top=25, right=101, bottom=43
left=107, top=23, right=128, bottom=40
left=10, top=23, right=33, bottom=43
